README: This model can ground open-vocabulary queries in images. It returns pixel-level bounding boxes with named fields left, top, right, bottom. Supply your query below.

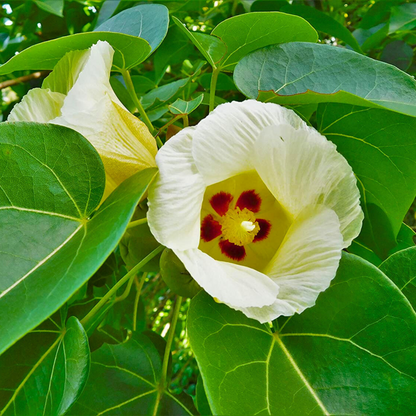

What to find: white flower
left=8, top=41, right=157, bottom=198
left=147, top=100, right=363, bottom=323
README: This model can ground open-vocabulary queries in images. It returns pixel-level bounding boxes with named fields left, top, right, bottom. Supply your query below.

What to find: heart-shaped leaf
left=0, top=316, right=89, bottom=416
left=0, top=122, right=157, bottom=354
left=211, top=12, right=318, bottom=71
left=188, top=253, right=416, bottom=415
left=234, top=42, right=416, bottom=117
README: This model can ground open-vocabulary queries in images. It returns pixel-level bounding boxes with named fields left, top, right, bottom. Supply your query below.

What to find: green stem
left=133, top=273, right=147, bottom=331
left=183, top=114, right=189, bottom=128
left=160, top=296, right=182, bottom=390
left=121, top=69, right=154, bottom=133
left=159, top=114, right=182, bottom=133
left=127, top=217, right=147, bottom=229
left=114, top=273, right=135, bottom=303
left=81, top=246, right=164, bottom=327
left=209, top=67, right=220, bottom=112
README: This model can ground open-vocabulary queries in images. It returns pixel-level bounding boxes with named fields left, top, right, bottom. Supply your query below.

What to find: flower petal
left=175, top=248, right=280, bottom=308
left=147, top=128, right=206, bottom=250
left=254, top=123, right=363, bottom=246
left=192, top=100, right=305, bottom=185
left=241, top=205, right=343, bottom=323
left=7, top=88, right=65, bottom=123
left=51, top=41, right=157, bottom=197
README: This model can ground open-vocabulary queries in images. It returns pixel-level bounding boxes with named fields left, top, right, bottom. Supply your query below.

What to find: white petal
left=147, top=129, right=206, bottom=250
left=254, top=124, right=363, bottom=246
left=7, top=88, right=65, bottom=123
left=52, top=40, right=122, bottom=113
left=175, top=248, right=280, bottom=308
left=242, top=205, right=343, bottom=323
left=51, top=41, right=157, bottom=197
left=192, top=100, right=305, bottom=185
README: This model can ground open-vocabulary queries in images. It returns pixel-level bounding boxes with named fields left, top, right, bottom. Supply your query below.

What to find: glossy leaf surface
left=188, top=253, right=416, bottom=415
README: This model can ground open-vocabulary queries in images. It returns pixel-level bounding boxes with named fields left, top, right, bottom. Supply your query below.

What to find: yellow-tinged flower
left=147, top=100, right=363, bottom=323
left=8, top=41, right=157, bottom=198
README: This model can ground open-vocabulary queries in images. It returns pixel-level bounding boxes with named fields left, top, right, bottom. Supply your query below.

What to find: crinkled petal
left=254, top=123, right=363, bottom=246
left=241, top=205, right=343, bottom=323
left=7, top=88, right=65, bottom=123
left=147, top=128, right=206, bottom=250
left=175, top=248, right=280, bottom=308
left=192, top=100, right=305, bottom=186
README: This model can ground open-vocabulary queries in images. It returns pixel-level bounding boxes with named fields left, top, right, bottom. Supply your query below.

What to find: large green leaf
left=95, top=4, right=169, bottom=54
left=0, top=32, right=151, bottom=75
left=69, top=333, right=197, bottom=415
left=317, top=103, right=416, bottom=258
left=234, top=42, right=416, bottom=117
left=281, top=4, right=362, bottom=52
left=0, top=122, right=157, bottom=354
left=211, top=12, right=318, bottom=71
left=0, top=316, right=89, bottom=416
left=380, top=247, right=416, bottom=310
left=188, top=253, right=416, bottom=415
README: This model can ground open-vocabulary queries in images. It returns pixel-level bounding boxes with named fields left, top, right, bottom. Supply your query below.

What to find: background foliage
left=1, top=0, right=416, bottom=415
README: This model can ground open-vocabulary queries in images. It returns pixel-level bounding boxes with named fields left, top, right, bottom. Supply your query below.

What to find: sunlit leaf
left=188, top=253, right=416, bottom=415
left=234, top=42, right=416, bottom=117
left=0, top=122, right=157, bottom=354
left=0, top=32, right=151, bottom=75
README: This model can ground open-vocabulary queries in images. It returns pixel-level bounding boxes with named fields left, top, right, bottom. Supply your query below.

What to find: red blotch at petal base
left=219, top=240, right=246, bottom=261
left=210, top=192, right=233, bottom=216
left=201, top=214, right=222, bottom=242
left=253, top=219, right=271, bottom=242
left=236, top=190, right=262, bottom=213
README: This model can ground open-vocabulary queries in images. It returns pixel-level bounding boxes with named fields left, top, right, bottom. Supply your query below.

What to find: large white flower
left=8, top=41, right=157, bottom=198
left=147, top=100, right=363, bottom=323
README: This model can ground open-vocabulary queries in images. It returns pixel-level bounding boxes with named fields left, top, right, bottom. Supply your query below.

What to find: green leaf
left=281, top=4, right=362, bottom=52
left=354, top=23, right=389, bottom=53
left=389, top=3, right=416, bottom=34
left=380, top=247, right=416, bottom=310
left=153, top=24, right=195, bottom=80
left=95, top=4, right=169, bottom=55
left=141, top=78, right=189, bottom=109
left=381, top=40, right=413, bottom=71
left=317, top=103, right=416, bottom=258
left=0, top=316, right=89, bottom=416
left=95, top=0, right=121, bottom=27
left=169, top=94, right=204, bottom=115
left=188, top=253, right=416, bottom=415
left=195, top=375, right=212, bottom=416
left=0, top=32, right=151, bottom=75
left=0, top=122, right=157, bottom=354
left=211, top=12, right=318, bottom=71
left=69, top=333, right=197, bottom=415
left=172, top=16, right=226, bottom=68
left=34, top=0, right=64, bottom=17
left=234, top=42, right=416, bottom=117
